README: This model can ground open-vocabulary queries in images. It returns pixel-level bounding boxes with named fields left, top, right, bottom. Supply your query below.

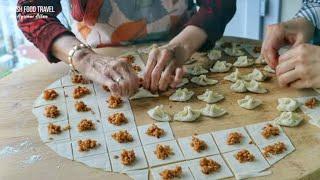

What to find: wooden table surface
left=1, top=38, right=320, bottom=180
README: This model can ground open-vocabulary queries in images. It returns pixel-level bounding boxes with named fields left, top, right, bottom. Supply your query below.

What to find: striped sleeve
left=295, top=0, right=320, bottom=29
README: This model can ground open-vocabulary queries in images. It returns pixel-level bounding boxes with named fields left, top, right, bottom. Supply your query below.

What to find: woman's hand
left=277, top=43, right=320, bottom=89
left=74, top=49, right=140, bottom=96
left=261, top=18, right=315, bottom=68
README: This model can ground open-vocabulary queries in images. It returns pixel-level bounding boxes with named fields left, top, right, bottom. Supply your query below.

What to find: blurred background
left=0, top=0, right=302, bottom=79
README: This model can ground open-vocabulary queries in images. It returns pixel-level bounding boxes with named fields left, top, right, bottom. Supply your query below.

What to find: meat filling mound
left=43, top=89, right=58, bottom=100
left=77, top=119, right=95, bottom=132
left=107, top=96, right=122, bottom=108
left=200, top=157, right=221, bottom=175
left=78, top=139, right=99, bottom=152
left=263, top=142, right=287, bottom=157
left=108, top=112, right=127, bottom=126
left=111, top=130, right=133, bottom=143
left=73, top=86, right=90, bottom=99
left=146, top=124, right=165, bottom=138
left=305, top=97, right=318, bottom=109
left=48, top=123, right=61, bottom=134
left=159, top=166, right=182, bottom=180
left=190, top=136, right=207, bottom=152
left=261, top=123, right=280, bottom=139
left=75, top=101, right=91, bottom=112
left=154, top=144, right=173, bottom=160
left=44, top=105, right=60, bottom=118
left=71, top=74, right=89, bottom=84
left=120, top=149, right=136, bottom=165
left=235, top=149, right=255, bottom=163
left=227, top=132, right=243, bottom=145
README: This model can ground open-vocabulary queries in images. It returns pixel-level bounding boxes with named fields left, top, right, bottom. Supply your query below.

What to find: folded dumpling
left=147, top=105, right=171, bottom=122
left=274, top=112, right=303, bottom=127
left=255, top=55, right=267, bottom=65
left=191, top=75, right=218, bottom=86
left=237, top=95, right=262, bottom=110
left=210, top=61, right=232, bottom=73
left=130, top=87, right=159, bottom=100
left=208, top=49, right=222, bottom=60
left=201, top=104, right=227, bottom=117
left=245, top=80, right=268, bottom=94
left=169, top=88, right=194, bottom=102
left=174, top=106, right=201, bottom=122
left=233, top=56, right=254, bottom=67
left=187, top=64, right=208, bottom=76
left=263, top=65, right=276, bottom=74
left=224, top=68, right=242, bottom=82
left=224, top=46, right=245, bottom=56
left=176, top=78, right=189, bottom=88
left=197, top=89, right=224, bottom=103
left=277, top=98, right=300, bottom=112
left=230, top=80, right=247, bottom=93
left=243, top=68, right=267, bottom=82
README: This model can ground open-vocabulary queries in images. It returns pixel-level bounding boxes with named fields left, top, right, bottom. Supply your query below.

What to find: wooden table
left=1, top=38, right=320, bottom=180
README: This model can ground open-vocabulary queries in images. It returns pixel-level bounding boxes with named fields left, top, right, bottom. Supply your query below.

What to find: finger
left=89, top=69, right=121, bottom=96
left=159, top=62, right=175, bottom=91
left=290, top=79, right=308, bottom=89
left=278, top=48, right=298, bottom=64
left=170, top=67, right=184, bottom=88
left=144, top=49, right=159, bottom=89
left=278, top=69, right=299, bottom=87
left=118, top=63, right=140, bottom=96
left=276, top=57, right=296, bottom=76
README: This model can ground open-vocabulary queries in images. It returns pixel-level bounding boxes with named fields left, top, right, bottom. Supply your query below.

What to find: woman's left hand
left=277, top=43, right=320, bottom=88
left=143, top=44, right=187, bottom=92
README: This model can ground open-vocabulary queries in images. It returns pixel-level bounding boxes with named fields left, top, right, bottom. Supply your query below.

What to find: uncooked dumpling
left=233, top=56, right=254, bottom=67
left=224, top=46, right=245, bottom=56
left=243, top=68, right=267, bottom=82
left=263, top=65, right=275, bottom=74
left=210, top=61, right=232, bottom=73
left=187, top=64, right=208, bottom=76
left=277, top=98, right=300, bottom=112
left=201, top=104, right=227, bottom=117
left=230, top=80, right=247, bottom=93
left=191, top=75, right=218, bottom=86
left=245, top=80, right=268, bottom=94
left=147, top=105, right=171, bottom=122
left=274, top=112, right=303, bottom=127
left=208, top=49, right=222, bottom=60
left=176, top=78, right=189, bottom=88
left=173, top=106, right=201, bottom=122
left=197, top=89, right=224, bottom=103
left=130, top=87, right=159, bottom=100
left=169, top=88, right=194, bottom=102
left=255, top=55, right=267, bottom=65
left=237, top=95, right=262, bottom=110
left=224, top=68, right=242, bottom=82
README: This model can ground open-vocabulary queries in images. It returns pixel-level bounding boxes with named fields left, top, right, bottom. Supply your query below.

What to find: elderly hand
left=261, top=18, right=314, bottom=69
left=143, top=44, right=187, bottom=92
left=277, top=44, right=320, bottom=89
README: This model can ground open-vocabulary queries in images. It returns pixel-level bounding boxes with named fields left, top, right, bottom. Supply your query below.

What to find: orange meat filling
left=74, top=101, right=91, bottom=112
left=227, top=132, right=242, bottom=145
left=112, top=130, right=133, bottom=143
left=200, top=157, right=221, bottom=175
left=77, top=119, right=95, bottom=132
left=71, top=74, right=89, bottom=84
left=305, top=97, right=318, bottom=109
left=73, top=86, right=90, bottom=99
left=235, top=149, right=255, bottom=163
left=108, top=112, right=127, bottom=126
left=132, top=64, right=141, bottom=73
left=44, top=105, right=60, bottom=118
left=102, top=85, right=110, bottom=92
left=190, top=136, right=207, bottom=152
left=78, top=139, right=99, bottom=152
left=263, top=142, right=287, bottom=157
left=120, top=149, right=136, bottom=165
left=159, top=166, right=182, bottom=180
left=123, top=55, right=135, bottom=64
left=43, top=89, right=58, bottom=100
left=47, top=123, right=61, bottom=134
left=261, top=123, right=280, bottom=139
left=146, top=124, right=165, bottom=138
left=154, top=144, right=173, bottom=160
left=107, top=96, right=122, bottom=108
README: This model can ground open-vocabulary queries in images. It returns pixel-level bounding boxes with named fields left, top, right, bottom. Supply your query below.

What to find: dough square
left=33, top=103, right=68, bottom=124
left=296, top=96, right=320, bottom=117
left=47, top=79, right=62, bottom=89
left=143, top=140, right=184, bottom=167
left=212, top=127, right=254, bottom=153
left=33, top=87, right=66, bottom=108
left=246, top=121, right=295, bottom=165
left=188, top=154, right=233, bottom=180
left=109, top=146, right=148, bottom=172
left=102, top=110, right=136, bottom=133
left=138, top=122, right=175, bottom=146
left=222, top=146, right=270, bottom=176
left=97, top=97, right=132, bottom=118
left=61, top=74, right=93, bottom=87
left=38, top=120, right=70, bottom=143
left=46, top=140, right=73, bottom=160
left=63, top=84, right=96, bottom=101
left=126, top=169, right=149, bottom=180
left=151, top=161, right=193, bottom=180
left=105, top=127, right=142, bottom=152
left=69, top=115, right=104, bottom=140
left=66, top=97, right=100, bottom=119
left=76, top=153, right=111, bottom=171
left=71, top=135, right=107, bottom=158
left=93, top=83, right=110, bottom=98
left=177, top=133, right=220, bottom=160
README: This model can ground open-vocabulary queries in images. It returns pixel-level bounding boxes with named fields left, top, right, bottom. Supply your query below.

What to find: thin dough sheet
left=138, top=122, right=175, bottom=146
left=126, top=169, right=149, bottom=180
left=66, top=97, right=100, bottom=119
left=151, top=161, right=193, bottom=180
left=46, top=140, right=73, bottom=160
left=71, top=135, right=107, bottom=158
left=38, top=120, right=70, bottom=143
left=33, top=103, right=68, bottom=124
left=33, top=87, right=66, bottom=107
left=97, top=97, right=132, bottom=118
left=69, top=115, right=104, bottom=140
left=102, top=110, right=136, bottom=133
left=105, top=127, right=142, bottom=152
left=63, top=84, right=96, bottom=101
left=77, top=153, right=111, bottom=171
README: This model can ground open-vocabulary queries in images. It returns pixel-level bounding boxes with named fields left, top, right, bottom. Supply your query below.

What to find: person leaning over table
left=262, top=0, right=320, bottom=89
left=17, top=0, right=236, bottom=96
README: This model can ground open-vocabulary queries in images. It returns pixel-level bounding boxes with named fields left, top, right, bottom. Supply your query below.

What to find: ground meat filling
left=108, top=112, right=127, bottom=126
left=107, top=96, right=122, bottom=108
left=305, top=97, right=318, bottom=109
left=263, top=142, right=287, bottom=157
left=146, top=124, right=165, bottom=138
left=43, top=89, right=58, bottom=100
left=261, top=123, right=280, bottom=139
left=154, top=144, right=173, bottom=160
left=48, top=123, right=61, bottom=134
left=75, top=101, right=91, bottom=112
left=78, top=139, right=99, bottom=152
left=235, top=149, right=255, bottom=163
left=121, top=149, right=136, bottom=165
left=102, top=85, right=110, bottom=92
left=77, top=119, right=95, bottom=132
left=159, top=166, right=182, bottom=180
left=132, top=64, right=141, bottom=73
left=44, top=105, right=60, bottom=118
left=73, top=86, right=90, bottom=99
left=253, top=46, right=261, bottom=53
left=190, top=136, right=208, bottom=152
left=112, top=130, right=133, bottom=143
left=200, top=157, right=221, bottom=175
left=72, top=74, right=89, bottom=84
left=227, top=132, right=243, bottom=145
left=123, top=55, right=135, bottom=64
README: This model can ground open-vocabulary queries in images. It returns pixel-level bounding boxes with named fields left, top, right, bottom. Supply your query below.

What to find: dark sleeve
left=16, top=0, right=75, bottom=63
left=185, top=0, right=237, bottom=50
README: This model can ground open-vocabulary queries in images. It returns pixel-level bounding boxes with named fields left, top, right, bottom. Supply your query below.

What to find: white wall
left=281, top=0, right=302, bottom=21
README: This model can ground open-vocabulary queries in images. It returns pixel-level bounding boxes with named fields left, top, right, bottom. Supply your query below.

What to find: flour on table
left=137, top=122, right=175, bottom=146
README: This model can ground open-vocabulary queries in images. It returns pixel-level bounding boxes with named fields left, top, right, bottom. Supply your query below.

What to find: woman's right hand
left=73, top=49, right=140, bottom=97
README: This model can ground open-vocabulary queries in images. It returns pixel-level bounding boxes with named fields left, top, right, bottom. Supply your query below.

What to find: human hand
left=277, top=44, right=320, bottom=89
left=143, top=44, right=186, bottom=92
left=261, top=18, right=314, bottom=69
